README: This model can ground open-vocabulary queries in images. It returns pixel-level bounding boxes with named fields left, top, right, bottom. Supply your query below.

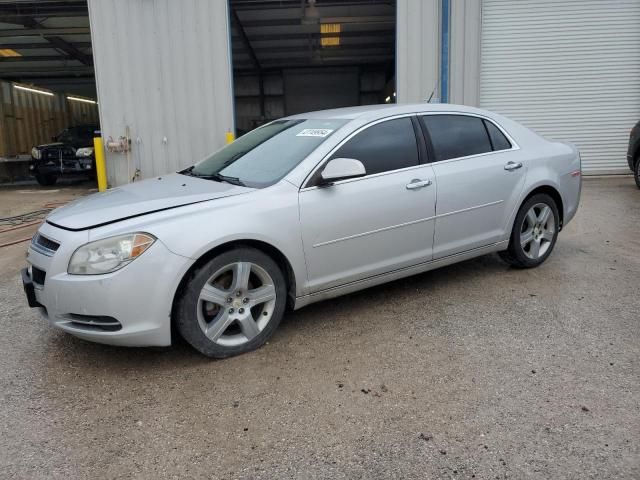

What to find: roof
left=285, top=103, right=489, bottom=120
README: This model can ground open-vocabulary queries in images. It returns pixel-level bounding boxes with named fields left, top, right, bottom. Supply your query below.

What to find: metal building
left=1, top=1, right=637, bottom=185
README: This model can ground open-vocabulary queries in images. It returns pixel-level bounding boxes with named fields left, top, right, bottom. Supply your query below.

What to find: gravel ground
left=0, top=177, right=638, bottom=479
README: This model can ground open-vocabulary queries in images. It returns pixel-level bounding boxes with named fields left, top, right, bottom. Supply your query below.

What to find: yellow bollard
left=225, top=130, right=235, bottom=144
left=93, top=136, right=107, bottom=192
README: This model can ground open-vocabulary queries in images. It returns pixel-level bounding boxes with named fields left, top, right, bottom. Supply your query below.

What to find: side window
left=483, top=120, right=512, bottom=151
left=330, top=117, right=419, bottom=176
left=420, top=115, right=492, bottom=161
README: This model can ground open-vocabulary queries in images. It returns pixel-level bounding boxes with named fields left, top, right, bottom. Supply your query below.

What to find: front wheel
left=499, top=193, right=560, bottom=268
left=35, top=173, right=57, bottom=186
left=175, top=247, right=287, bottom=358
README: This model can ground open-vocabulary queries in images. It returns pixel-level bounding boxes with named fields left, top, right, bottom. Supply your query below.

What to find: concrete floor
left=0, top=177, right=638, bottom=479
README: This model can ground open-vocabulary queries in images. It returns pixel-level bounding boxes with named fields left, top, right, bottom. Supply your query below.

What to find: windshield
left=188, top=118, right=347, bottom=188
left=56, top=126, right=97, bottom=144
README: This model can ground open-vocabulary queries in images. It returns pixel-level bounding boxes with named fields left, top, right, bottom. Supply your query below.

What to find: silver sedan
left=23, top=104, right=582, bottom=357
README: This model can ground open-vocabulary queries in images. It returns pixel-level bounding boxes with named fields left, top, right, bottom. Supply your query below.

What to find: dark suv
left=30, top=125, right=99, bottom=186
left=628, top=120, right=640, bottom=189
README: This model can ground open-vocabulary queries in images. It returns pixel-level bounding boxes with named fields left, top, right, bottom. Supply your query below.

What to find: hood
left=47, top=173, right=252, bottom=231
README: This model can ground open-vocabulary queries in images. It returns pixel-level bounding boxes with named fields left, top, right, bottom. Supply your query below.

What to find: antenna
left=425, top=86, right=436, bottom=103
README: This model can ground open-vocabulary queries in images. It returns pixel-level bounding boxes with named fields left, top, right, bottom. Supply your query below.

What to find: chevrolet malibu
left=22, top=104, right=582, bottom=358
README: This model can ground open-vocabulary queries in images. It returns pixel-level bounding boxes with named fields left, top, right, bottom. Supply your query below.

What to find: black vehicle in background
left=628, top=120, right=640, bottom=189
left=30, top=125, right=99, bottom=186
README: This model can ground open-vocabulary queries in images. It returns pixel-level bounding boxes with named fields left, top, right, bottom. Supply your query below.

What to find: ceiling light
left=13, top=84, right=53, bottom=96
left=320, top=23, right=340, bottom=47
left=321, top=37, right=340, bottom=47
left=320, top=23, right=340, bottom=34
left=67, top=95, right=97, bottom=104
left=0, top=48, right=21, bottom=57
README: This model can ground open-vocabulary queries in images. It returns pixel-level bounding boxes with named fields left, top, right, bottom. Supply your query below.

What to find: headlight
left=68, top=233, right=156, bottom=275
left=31, top=147, right=41, bottom=160
left=76, top=147, right=94, bottom=158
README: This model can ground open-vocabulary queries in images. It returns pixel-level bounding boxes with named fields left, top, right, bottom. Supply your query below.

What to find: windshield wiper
left=210, top=173, right=245, bottom=186
left=180, top=166, right=197, bottom=176
left=180, top=166, right=245, bottom=186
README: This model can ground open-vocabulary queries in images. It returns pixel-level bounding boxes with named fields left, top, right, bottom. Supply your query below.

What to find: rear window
left=484, top=120, right=512, bottom=151
left=421, top=115, right=493, bottom=161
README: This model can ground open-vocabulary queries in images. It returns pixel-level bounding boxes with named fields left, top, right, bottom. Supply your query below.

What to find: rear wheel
left=35, top=173, right=57, bottom=186
left=499, top=193, right=559, bottom=268
left=175, top=247, right=287, bottom=358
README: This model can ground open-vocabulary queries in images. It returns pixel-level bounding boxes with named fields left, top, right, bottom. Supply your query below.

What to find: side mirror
left=319, top=158, right=366, bottom=185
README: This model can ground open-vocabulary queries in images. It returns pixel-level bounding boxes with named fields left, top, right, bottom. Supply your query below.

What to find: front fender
left=89, top=182, right=309, bottom=297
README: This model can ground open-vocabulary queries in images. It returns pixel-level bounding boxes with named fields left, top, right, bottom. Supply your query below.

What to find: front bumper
left=31, top=158, right=94, bottom=176
left=23, top=223, right=192, bottom=347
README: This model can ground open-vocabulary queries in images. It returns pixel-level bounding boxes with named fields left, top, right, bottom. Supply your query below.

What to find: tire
left=634, top=157, right=640, bottom=189
left=35, top=173, right=57, bottom=186
left=175, top=247, right=287, bottom=358
left=499, top=193, right=560, bottom=268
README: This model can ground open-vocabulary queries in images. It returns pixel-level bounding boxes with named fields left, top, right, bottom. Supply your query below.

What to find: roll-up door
left=480, top=0, right=640, bottom=174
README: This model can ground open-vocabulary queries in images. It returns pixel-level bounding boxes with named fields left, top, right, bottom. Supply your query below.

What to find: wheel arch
left=521, top=185, right=564, bottom=228
left=170, top=239, right=297, bottom=337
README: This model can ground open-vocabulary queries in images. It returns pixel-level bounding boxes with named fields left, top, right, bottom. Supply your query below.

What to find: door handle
left=406, top=179, right=432, bottom=190
left=504, top=161, right=523, bottom=171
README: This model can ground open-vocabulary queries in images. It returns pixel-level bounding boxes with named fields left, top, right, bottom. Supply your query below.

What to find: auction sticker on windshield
left=296, top=128, right=334, bottom=137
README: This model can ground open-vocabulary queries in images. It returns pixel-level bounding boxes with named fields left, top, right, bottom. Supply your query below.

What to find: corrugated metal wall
left=396, top=0, right=440, bottom=103
left=87, top=0, right=234, bottom=186
left=480, top=0, right=640, bottom=174
left=448, top=0, right=481, bottom=107
left=0, top=81, right=98, bottom=157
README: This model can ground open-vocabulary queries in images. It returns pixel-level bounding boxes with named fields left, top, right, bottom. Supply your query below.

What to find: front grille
left=41, top=147, right=75, bottom=161
left=65, top=314, right=122, bottom=332
left=32, top=266, right=46, bottom=285
left=33, top=233, right=60, bottom=255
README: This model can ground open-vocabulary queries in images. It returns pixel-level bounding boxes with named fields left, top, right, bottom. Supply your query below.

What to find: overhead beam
left=21, top=76, right=96, bottom=85
left=232, top=42, right=394, bottom=55
left=232, top=0, right=393, bottom=10
left=232, top=30, right=394, bottom=42
left=0, top=55, right=76, bottom=62
left=230, top=9, right=260, bottom=71
left=234, top=55, right=394, bottom=69
left=234, top=59, right=393, bottom=73
left=0, top=27, right=90, bottom=37
left=0, top=65, right=94, bottom=76
left=238, top=16, right=395, bottom=28
left=0, top=1, right=88, bottom=18
left=0, top=41, right=91, bottom=49
left=43, top=34, right=92, bottom=65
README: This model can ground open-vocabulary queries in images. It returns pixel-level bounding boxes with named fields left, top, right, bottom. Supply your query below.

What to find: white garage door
left=480, top=0, right=640, bottom=174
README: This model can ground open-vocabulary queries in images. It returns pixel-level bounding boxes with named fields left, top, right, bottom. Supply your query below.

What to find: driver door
left=298, top=116, right=437, bottom=293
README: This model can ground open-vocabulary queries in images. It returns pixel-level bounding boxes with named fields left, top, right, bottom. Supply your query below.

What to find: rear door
left=419, top=114, right=527, bottom=259
left=299, top=116, right=437, bottom=293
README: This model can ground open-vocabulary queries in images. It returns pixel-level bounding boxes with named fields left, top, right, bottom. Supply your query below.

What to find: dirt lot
left=0, top=177, right=638, bottom=479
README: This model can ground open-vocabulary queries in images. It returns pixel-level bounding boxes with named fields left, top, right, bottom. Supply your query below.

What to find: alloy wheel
left=196, top=261, right=277, bottom=347
left=520, top=202, right=555, bottom=260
